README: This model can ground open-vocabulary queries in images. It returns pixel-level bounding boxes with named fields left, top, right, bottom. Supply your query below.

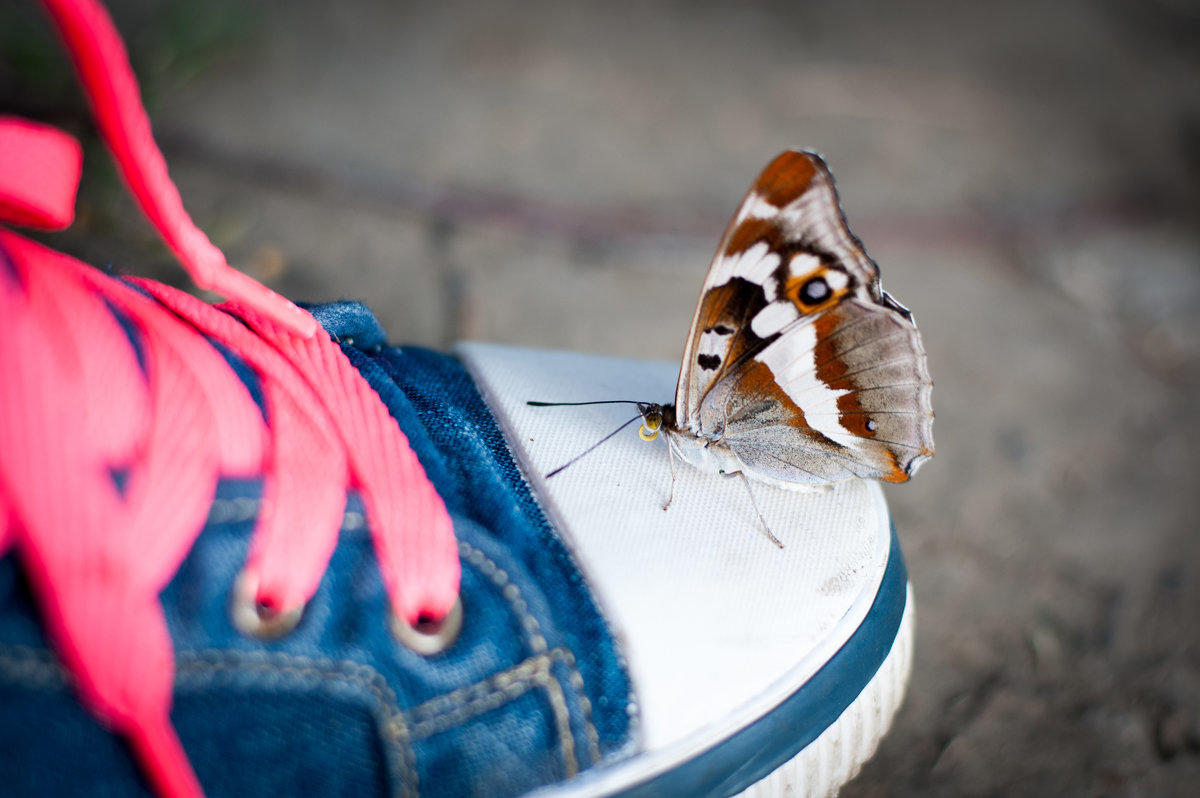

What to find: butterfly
left=535, top=150, right=933, bottom=545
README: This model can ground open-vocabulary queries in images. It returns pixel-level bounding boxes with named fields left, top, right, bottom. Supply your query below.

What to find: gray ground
left=4, top=0, right=1199, bottom=794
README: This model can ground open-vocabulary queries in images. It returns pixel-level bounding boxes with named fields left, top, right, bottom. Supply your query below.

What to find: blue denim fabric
left=0, top=300, right=634, bottom=796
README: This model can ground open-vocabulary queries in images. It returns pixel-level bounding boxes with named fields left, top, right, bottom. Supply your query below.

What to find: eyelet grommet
left=389, top=597, right=463, bottom=656
left=231, top=571, right=304, bottom=640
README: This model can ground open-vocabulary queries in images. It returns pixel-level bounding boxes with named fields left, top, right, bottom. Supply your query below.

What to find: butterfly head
left=637, top=402, right=676, bottom=442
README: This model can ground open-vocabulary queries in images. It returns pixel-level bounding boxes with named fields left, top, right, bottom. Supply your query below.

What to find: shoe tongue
left=305, top=301, right=390, bottom=352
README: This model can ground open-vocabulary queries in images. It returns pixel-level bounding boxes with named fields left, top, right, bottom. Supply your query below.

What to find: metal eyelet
left=231, top=571, right=304, bottom=640
left=389, top=597, right=463, bottom=656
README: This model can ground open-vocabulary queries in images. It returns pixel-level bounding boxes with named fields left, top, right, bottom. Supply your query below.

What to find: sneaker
left=1, top=1, right=912, bottom=795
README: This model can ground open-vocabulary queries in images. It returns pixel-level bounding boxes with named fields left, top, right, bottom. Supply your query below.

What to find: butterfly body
left=646, top=150, right=934, bottom=490
left=655, top=417, right=829, bottom=491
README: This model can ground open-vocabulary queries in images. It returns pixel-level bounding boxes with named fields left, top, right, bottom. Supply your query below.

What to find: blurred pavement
left=4, top=0, right=1199, bottom=794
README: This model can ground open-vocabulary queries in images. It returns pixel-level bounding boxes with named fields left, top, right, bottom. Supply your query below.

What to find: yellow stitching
left=0, top=645, right=67, bottom=687
left=561, top=649, right=602, bottom=766
left=176, top=652, right=416, bottom=795
left=0, top=646, right=420, bottom=796
left=458, top=541, right=547, bottom=653
left=408, top=654, right=548, bottom=720
left=539, top=662, right=579, bottom=776
left=202, top=498, right=367, bottom=532
left=175, top=650, right=418, bottom=798
left=409, top=672, right=539, bottom=737
left=205, top=496, right=259, bottom=525
left=408, top=651, right=560, bottom=724
left=403, top=650, right=577, bottom=774
left=384, top=719, right=417, bottom=798
left=0, top=529, right=615, bottom=780
left=455, top=542, right=603, bottom=768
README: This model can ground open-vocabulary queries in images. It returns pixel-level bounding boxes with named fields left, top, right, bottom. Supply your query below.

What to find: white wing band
left=757, top=324, right=853, bottom=441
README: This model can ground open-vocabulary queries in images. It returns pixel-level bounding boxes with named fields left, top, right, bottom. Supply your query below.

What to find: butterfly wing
left=676, top=150, right=882, bottom=429
left=674, top=149, right=933, bottom=482
left=701, top=296, right=934, bottom=483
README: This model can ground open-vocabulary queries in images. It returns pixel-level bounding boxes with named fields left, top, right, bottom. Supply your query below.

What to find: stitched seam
left=461, top=349, right=641, bottom=749
left=461, top=350, right=641, bottom=748
left=560, top=649, right=602, bottom=766
left=454, top=542, right=569, bottom=772
left=385, top=715, right=416, bottom=798
left=0, top=645, right=417, bottom=798
left=407, top=648, right=571, bottom=725
left=458, top=541, right=547, bottom=654
left=204, top=508, right=603, bottom=766
left=408, top=665, right=540, bottom=736
left=0, top=645, right=67, bottom=687
left=455, top=541, right=601, bottom=770
left=204, top=496, right=260, bottom=525
left=204, top=498, right=367, bottom=533
left=176, top=650, right=417, bottom=798
left=402, top=649, right=578, bottom=777
left=1, top=532, right=607, bottom=779
left=540, top=660, right=579, bottom=777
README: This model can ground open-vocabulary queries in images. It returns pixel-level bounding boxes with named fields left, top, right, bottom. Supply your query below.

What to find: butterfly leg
left=661, top=434, right=680, bottom=511
left=736, top=471, right=784, bottom=549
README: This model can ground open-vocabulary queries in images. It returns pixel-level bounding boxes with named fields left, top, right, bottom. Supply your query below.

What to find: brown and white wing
left=704, top=297, right=934, bottom=484
left=674, top=150, right=884, bottom=432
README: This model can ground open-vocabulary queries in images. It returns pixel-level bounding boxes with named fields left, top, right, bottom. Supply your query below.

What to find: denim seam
left=175, top=650, right=418, bottom=798
left=457, top=540, right=601, bottom=768
left=201, top=501, right=602, bottom=774
left=205, top=497, right=367, bottom=535
left=403, top=648, right=577, bottom=777
left=458, top=541, right=548, bottom=654
left=204, top=496, right=260, bottom=525
left=0, top=642, right=600, bottom=797
left=0, top=644, right=420, bottom=798
left=406, top=649, right=575, bottom=731
left=560, top=648, right=602, bottom=766
left=458, top=350, right=641, bottom=749
left=3, top=505, right=605, bottom=787
left=343, top=509, right=367, bottom=532
left=0, top=645, right=66, bottom=688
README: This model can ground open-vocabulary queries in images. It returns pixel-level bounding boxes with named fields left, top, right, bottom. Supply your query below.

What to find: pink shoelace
left=0, top=1, right=461, bottom=796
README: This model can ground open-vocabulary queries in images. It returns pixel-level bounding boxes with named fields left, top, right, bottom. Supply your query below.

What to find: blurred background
left=3, top=0, right=1199, bottom=793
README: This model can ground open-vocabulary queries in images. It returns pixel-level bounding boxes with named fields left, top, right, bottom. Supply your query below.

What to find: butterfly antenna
left=737, top=472, right=784, bottom=548
left=545, top=415, right=643, bottom=479
left=527, top=400, right=645, bottom=407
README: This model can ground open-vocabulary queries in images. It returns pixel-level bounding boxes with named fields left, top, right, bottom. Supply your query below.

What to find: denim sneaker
left=1, top=1, right=913, bottom=795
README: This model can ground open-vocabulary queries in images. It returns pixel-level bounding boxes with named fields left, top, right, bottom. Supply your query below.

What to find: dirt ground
left=4, top=1, right=1199, bottom=794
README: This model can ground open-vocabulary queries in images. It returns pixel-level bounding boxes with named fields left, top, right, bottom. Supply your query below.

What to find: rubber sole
left=739, top=588, right=913, bottom=797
